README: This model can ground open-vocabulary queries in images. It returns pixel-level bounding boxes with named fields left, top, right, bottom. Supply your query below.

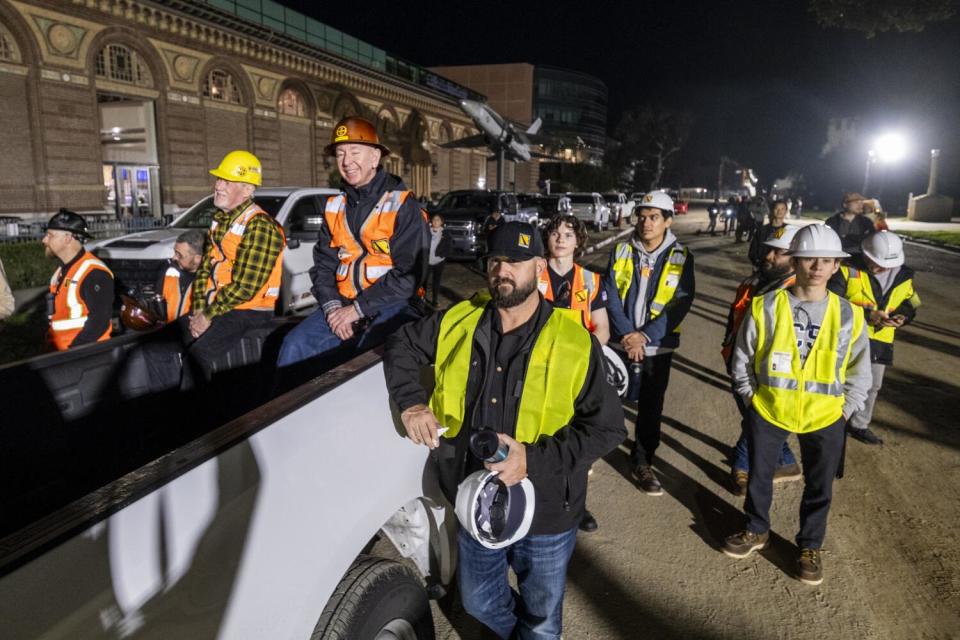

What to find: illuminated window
left=277, top=88, right=306, bottom=117
left=95, top=44, right=152, bottom=86
left=203, top=69, right=243, bottom=105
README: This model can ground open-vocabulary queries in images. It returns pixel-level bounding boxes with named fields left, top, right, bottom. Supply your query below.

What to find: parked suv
left=566, top=192, right=611, bottom=231
left=89, top=187, right=340, bottom=314
left=603, top=192, right=630, bottom=226
left=432, top=190, right=528, bottom=259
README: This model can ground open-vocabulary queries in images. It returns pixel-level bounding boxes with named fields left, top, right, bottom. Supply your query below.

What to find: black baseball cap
left=485, top=222, right=544, bottom=261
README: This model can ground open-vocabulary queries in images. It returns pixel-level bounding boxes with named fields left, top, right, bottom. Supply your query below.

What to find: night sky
left=282, top=0, right=960, bottom=209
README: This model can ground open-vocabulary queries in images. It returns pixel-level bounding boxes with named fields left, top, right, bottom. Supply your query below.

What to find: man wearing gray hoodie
left=604, top=191, right=695, bottom=495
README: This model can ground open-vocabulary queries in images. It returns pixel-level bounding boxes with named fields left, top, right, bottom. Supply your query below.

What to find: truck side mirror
left=287, top=237, right=301, bottom=250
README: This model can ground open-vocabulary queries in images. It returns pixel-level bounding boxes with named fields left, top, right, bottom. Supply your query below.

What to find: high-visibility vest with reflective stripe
left=841, top=265, right=920, bottom=345
left=721, top=274, right=796, bottom=364
left=751, top=289, right=863, bottom=433
left=537, top=263, right=601, bottom=332
left=48, top=251, right=113, bottom=351
left=429, top=291, right=592, bottom=443
left=162, top=266, right=191, bottom=322
left=205, top=203, right=284, bottom=311
left=324, top=189, right=412, bottom=300
left=612, top=241, right=687, bottom=331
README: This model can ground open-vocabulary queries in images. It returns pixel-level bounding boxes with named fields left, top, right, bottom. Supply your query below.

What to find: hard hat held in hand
left=455, top=470, right=535, bottom=549
left=861, top=231, right=905, bottom=269
left=120, top=295, right=160, bottom=331
left=324, top=116, right=391, bottom=156
left=788, top=224, right=849, bottom=258
left=601, top=344, right=629, bottom=397
left=637, top=190, right=675, bottom=214
left=209, top=150, right=262, bottom=186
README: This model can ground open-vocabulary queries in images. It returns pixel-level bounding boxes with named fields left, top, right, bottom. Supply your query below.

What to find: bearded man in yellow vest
left=602, top=190, right=695, bottom=496
left=384, top=222, right=624, bottom=639
left=724, top=224, right=872, bottom=586
left=43, top=209, right=114, bottom=350
left=277, top=116, right=427, bottom=374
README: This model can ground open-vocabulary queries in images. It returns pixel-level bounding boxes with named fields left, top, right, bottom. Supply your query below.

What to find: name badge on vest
left=665, top=273, right=680, bottom=288
left=771, top=351, right=792, bottom=373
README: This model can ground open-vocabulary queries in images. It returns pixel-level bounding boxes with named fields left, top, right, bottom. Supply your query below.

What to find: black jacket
left=383, top=295, right=625, bottom=535
left=310, top=168, right=428, bottom=316
left=824, top=212, right=876, bottom=255
left=51, top=249, right=114, bottom=348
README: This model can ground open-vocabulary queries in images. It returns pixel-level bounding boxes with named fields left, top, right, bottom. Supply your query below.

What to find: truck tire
left=311, top=555, right=435, bottom=640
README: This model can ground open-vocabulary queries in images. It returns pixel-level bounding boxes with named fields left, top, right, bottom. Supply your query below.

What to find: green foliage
left=898, top=230, right=960, bottom=247
left=608, top=107, right=695, bottom=193
left=0, top=242, right=54, bottom=290
left=808, top=0, right=957, bottom=37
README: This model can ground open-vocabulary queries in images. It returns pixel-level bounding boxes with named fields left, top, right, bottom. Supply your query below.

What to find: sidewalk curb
left=899, top=236, right=960, bottom=255
left=584, top=227, right=633, bottom=255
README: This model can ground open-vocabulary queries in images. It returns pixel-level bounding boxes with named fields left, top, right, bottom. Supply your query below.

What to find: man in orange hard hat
left=277, top=116, right=427, bottom=374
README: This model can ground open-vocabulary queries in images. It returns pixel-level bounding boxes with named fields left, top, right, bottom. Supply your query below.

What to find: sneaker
left=578, top=510, right=598, bottom=532
left=773, top=463, right=802, bottom=483
left=848, top=426, right=884, bottom=445
left=797, top=548, right=823, bottom=585
left=633, top=465, right=663, bottom=496
left=722, top=530, right=769, bottom=558
left=732, top=469, right=748, bottom=497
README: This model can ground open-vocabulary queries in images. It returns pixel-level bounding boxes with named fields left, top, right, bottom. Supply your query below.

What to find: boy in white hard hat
left=723, top=224, right=872, bottom=586
left=829, top=231, right=920, bottom=445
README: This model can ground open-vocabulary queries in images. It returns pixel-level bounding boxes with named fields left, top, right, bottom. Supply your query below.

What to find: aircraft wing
left=440, top=134, right=489, bottom=149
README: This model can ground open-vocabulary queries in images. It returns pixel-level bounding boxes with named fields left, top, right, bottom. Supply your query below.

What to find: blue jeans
left=276, top=301, right=417, bottom=368
left=458, top=527, right=577, bottom=640
left=732, top=392, right=796, bottom=471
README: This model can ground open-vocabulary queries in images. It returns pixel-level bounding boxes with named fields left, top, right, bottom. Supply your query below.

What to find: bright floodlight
left=874, top=132, right=907, bottom=163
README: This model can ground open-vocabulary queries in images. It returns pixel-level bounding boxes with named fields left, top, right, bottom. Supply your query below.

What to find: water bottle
left=627, top=361, right=643, bottom=402
left=470, top=429, right=509, bottom=463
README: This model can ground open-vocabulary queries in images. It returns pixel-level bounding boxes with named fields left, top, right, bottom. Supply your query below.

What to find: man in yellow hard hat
left=277, top=116, right=427, bottom=376
left=182, top=150, right=284, bottom=381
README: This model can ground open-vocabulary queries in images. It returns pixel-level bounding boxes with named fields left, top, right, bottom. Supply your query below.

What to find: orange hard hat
left=324, top=116, right=390, bottom=156
left=120, top=295, right=160, bottom=331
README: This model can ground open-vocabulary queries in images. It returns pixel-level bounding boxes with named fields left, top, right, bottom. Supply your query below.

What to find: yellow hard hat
left=209, top=150, right=262, bottom=186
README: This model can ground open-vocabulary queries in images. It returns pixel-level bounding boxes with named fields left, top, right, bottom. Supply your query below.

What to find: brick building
left=0, top=0, right=488, bottom=220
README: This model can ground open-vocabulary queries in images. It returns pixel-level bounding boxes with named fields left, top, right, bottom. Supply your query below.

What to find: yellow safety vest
left=841, top=265, right=920, bottom=345
left=751, top=289, right=863, bottom=433
left=429, top=291, right=592, bottom=444
left=612, top=242, right=687, bottom=331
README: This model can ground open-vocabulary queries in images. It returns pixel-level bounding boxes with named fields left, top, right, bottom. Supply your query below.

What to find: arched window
left=203, top=69, right=243, bottom=105
left=277, top=88, right=306, bottom=117
left=0, top=24, right=20, bottom=63
left=95, top=43, right=152, bottom=86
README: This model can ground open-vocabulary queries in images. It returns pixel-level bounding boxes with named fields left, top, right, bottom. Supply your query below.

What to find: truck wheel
left=312, top=555, right=435, bottom=640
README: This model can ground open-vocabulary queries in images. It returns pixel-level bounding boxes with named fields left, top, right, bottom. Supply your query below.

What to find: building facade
left=0, top=0, right=488, bottom=220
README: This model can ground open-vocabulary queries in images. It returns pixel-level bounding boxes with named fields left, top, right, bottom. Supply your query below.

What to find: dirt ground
left=424, top=208, right=960, bottom=640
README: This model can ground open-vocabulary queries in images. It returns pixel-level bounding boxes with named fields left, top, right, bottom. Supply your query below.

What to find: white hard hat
left=763, top=225, right=800, bottom=250
left=861, top=231, right=904, bottom=268
left=455, top=470, right=535, bottom=550
left=788, top=224, right=849, bottom=258
left=637, top=190, right=675, bottom=214
left=601, top=344, right=629, bottom=397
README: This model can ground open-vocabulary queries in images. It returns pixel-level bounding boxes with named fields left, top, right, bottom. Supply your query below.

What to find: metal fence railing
left=0, top=216, right=169, bottom=244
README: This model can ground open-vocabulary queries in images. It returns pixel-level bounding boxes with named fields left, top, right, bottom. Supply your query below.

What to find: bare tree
left=808, top=0, right=957, bottom=37
left=614, top=107, right=694, bottom=192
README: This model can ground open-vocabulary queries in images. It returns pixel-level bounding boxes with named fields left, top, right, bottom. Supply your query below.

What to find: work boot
left=579, top=510, right=598, bottom=533
left=633, top=465, right=663, bottom=496
left=773, top=462, right=802, bottom=483
left=797, top=548, right=823, bottom=585
left=722, top=530, right=769, bottom=558
left=848, top=426, right=883, bottom=445
left=731, top=469, right=748, bottom=497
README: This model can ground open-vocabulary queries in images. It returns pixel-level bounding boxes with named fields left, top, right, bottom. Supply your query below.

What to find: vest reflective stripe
left=48, top=251, right=113, bottom=350
left=324, top=189, right=411, bottom=299
left=205, top=203, right=285, bottom=311
left=842, top=266, right=919, bottom=344
left=537, top=264, right=600, bottom=332
left=429, top=291, right=592, bottom=443
left=162, top=266, right=191, bottom=322
left=751, top=290, right=862, bottom=433
left=611, top=242, right=686, bottom=330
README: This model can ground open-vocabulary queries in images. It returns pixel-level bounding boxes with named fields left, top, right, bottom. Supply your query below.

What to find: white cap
left=762, top=225, right=800, bottom=250
left=636, top=190, right=675, bottom=214
left=455, top=470, right=535, bottom=550
left=788, top=224, right=849, bottom=258
left=861, top=231, right=904, bottom=268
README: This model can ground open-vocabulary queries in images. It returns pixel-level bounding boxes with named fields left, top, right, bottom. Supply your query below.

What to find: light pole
left=863, top=132, right=908, bottom=197
left=862, top=149, right=875, bottom=195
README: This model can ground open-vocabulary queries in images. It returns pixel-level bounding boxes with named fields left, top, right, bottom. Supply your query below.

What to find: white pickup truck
left=90, top=187, right=341, bottom=314
left=0, top=329, right=456, bottom=638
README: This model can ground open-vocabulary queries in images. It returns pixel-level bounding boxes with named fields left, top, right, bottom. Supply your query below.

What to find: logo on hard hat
left=335, top=125, right=348, bottom=137
left=773, top=226, right=786, bottom=238
left=644, top=194, right=654, bottom=202
left=518, top=233, right=531, bottom=248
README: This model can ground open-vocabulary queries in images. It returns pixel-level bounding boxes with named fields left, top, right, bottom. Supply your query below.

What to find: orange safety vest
left=205, top=202, right=284, bottom=311
left=537, top=263, right=601, bottom=332
left=324, top=189, right=412, bottom=300
left=162, top=265, right=192, bottom=322
left=721, top=274, right=797, bottom=364
left=48, top=250, right=113, bottom=351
